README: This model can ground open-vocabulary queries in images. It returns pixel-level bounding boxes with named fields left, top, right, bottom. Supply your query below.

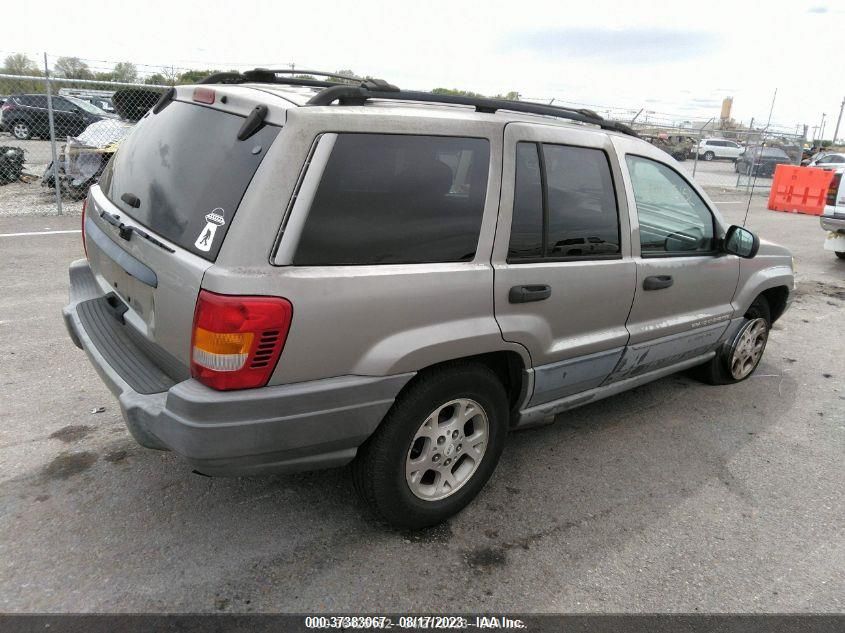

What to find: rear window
left=100, top=100, right=280, bottom=260
left=294, top=133, right=490, bottom=265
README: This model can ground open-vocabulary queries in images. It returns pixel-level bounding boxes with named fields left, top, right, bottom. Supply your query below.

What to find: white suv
left=698, top=138, right=743, bottom=161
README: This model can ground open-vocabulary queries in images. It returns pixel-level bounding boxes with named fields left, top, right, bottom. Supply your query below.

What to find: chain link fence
left=1, top=53, right=812, bottom=214
left=0, top=64, right=166, bottom=214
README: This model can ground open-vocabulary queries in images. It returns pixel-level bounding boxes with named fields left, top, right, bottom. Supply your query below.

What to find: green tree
left=54, top=56, right=93, bottom=79
left=178, top=69, right=221, bottom=84
left=493, top=91, right=519, bottom=101
left=111, top=62, right=138, bottom=83
left=2, top=53, right=40, bottom=76
left=144, top=73, right=167, bottom=85
left=432, top=87, right=486, bottom=98
left=332, top=69, right=358, bottom=84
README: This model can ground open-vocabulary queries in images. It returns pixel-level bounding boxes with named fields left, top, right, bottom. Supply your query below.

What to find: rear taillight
left=826, top=173, right=841, bottom=207
left=81, top=196, right=88, bottom=258
left=190, top=290, right=293, bottom=391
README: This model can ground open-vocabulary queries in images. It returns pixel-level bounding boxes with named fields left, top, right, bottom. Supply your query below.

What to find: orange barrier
left=768, top=165, right=835, bottom=216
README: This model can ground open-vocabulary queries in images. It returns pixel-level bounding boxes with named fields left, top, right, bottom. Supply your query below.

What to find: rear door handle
left=643, top=275, right=674, bottom=291
left=509, top=284, right=552, bottom=303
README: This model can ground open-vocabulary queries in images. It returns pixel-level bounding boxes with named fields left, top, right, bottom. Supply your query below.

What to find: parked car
left=697, top=138, right=743, bottom=161
left=807, top=152, right=845, bottom=169
left=735, top=146, right=793, bottom=177
left=0, top=94, right=110, bottom=140
left=821, top=168, right=845, bottom=259
left=62, top=74, right=794, bottom=528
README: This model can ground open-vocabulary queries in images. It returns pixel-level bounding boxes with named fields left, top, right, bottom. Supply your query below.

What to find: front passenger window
left=625, top=155, right=715, bottom=255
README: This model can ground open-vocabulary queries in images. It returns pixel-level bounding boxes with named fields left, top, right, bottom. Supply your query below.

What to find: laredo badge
left=194, top=209, right=225, bottom=252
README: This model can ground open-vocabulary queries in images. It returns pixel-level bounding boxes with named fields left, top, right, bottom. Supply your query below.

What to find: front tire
left=694, top=297, right=771, bottom=385
left=835, top=251, right=845, bottom=260
left=703, top=151, right=715, bottom=161
left=352, top=362, right=508, bottom=529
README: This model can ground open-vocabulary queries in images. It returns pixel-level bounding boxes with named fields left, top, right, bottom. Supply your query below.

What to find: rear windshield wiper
left=99, top=209, right=175, bottom=253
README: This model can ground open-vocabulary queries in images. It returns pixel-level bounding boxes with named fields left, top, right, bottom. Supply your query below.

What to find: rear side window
left=508, top=141, right=620, bottom=262
left=294, top=134, right=490, bottom=265
left=100, top=101, right=280, bottom=261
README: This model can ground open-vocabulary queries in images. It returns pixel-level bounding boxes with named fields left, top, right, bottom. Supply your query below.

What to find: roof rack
left=198, top=68, right=361, bottom=89
left=199, top=68, right=638, bottom=137
left=307, top=85, right=637, bottom=136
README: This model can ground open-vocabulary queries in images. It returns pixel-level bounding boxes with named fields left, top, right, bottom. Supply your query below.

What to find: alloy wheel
left=405, top=398, right=489, bottom=501
left=729, top=318, right=768, bottom=380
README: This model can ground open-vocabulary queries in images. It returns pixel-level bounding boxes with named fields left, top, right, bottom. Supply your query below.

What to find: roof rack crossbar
left=305, top=86, right=637, bottom=136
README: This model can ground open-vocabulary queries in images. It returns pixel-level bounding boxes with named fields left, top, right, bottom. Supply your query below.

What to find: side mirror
left=723, top=225, right=759, bottom=258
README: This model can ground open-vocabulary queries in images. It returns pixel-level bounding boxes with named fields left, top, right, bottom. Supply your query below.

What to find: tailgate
left=82, top=96, right=281, bottom=366
left=84, top=185, right=210, bottom=367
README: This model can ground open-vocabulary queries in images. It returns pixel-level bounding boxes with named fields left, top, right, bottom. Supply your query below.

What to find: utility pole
left=817, top=112, right=826, bottom=144
left=833, top=96, right=845, bottom=145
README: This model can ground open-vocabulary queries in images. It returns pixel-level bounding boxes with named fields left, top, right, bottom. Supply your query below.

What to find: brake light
left=193, top=87, right=215, bottom=104
left=826, top=173, right=841, bottom=207
left=81, top=196, right=88, bottom=258
left=190, top=290, right=293, bottom=390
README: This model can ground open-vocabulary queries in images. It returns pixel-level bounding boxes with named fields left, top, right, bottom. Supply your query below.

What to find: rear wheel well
left=408, top=351, right=526, bottom=421
left=757, top=286, right=790, bottom=323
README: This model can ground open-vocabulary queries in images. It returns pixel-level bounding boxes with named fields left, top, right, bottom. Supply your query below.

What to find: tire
left=835, top=251, right=845, bottom=260
left=352, top=362, right=509, bottom=529
left=693, top=297, right=771, bottom=385
left=703, top=151, right=715, bottom=161
left=11, top=121, right=31, bottom=140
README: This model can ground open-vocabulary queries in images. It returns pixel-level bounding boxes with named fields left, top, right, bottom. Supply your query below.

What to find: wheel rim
left=729, top=318, right=768, bottom=380
left=12, top=123, right=28, bottom=139
left=405, top=398, right=489, bottom=501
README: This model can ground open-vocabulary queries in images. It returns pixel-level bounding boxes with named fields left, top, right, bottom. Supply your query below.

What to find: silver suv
left=63, top=71, right=795, bottom=528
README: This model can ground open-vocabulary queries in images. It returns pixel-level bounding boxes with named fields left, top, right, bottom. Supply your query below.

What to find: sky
left=8, top=0, right=845, bottom=138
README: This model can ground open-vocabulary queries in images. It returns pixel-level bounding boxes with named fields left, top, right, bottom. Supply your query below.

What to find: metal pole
left=43, top=52, right=63, bottom=216
left=816, top=113, right=825, bottom=145
left=692, top=117, right=713, bottom=178
left=833, top=97, right=845, bottom=145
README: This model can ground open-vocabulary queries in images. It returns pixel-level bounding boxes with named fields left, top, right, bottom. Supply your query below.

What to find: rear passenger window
left=543, top=145, right=620, bottom=256
left=508, top=143, right=543, bottom=259
left=294, top=134, right=490, bottom=265
left=507, top=142, right=620, bottom=262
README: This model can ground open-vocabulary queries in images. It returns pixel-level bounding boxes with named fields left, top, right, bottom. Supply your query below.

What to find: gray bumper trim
left=64, top=259, right=416, bottom=475
left=820, top=215, right=845, bottom=233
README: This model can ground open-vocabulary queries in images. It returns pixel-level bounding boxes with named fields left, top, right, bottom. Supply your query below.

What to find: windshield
left=65, top=95, right=108, bottom=115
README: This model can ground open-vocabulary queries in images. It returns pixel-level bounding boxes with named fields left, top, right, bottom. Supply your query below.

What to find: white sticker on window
left=194, top=209, right=225, bottom=252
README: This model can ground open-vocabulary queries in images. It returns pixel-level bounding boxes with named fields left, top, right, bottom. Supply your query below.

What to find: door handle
left=643, top=275, right=674, bottom=291
left=509, top=284, right=552, bottom=303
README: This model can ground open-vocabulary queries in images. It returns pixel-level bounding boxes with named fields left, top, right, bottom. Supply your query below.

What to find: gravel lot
left=0, top=191, right=842, bottom=613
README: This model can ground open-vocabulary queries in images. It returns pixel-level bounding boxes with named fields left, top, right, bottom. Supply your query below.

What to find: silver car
left=63, top=71, right=795, bottom=528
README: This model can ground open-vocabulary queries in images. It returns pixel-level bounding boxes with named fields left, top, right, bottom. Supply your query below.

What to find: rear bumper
left=820, top=214, right=845, bottom=233
left=63, top=259, right=414, bottom=476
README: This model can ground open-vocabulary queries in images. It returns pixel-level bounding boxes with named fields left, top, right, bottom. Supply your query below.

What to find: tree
left=432, top=87, right=486, bottom=98
left=2, top=53, right=40, bottom=76
left=111, top=62, right=138, bottom=83
left=332, top=69, right=358, bottom=84
left=145, top=73, right=167, bottom=85
left=178, top=69, right=220, bottom=84
left=493, top=91, right=519, bottom=101
left=54, top=56, right=93, bottom=79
